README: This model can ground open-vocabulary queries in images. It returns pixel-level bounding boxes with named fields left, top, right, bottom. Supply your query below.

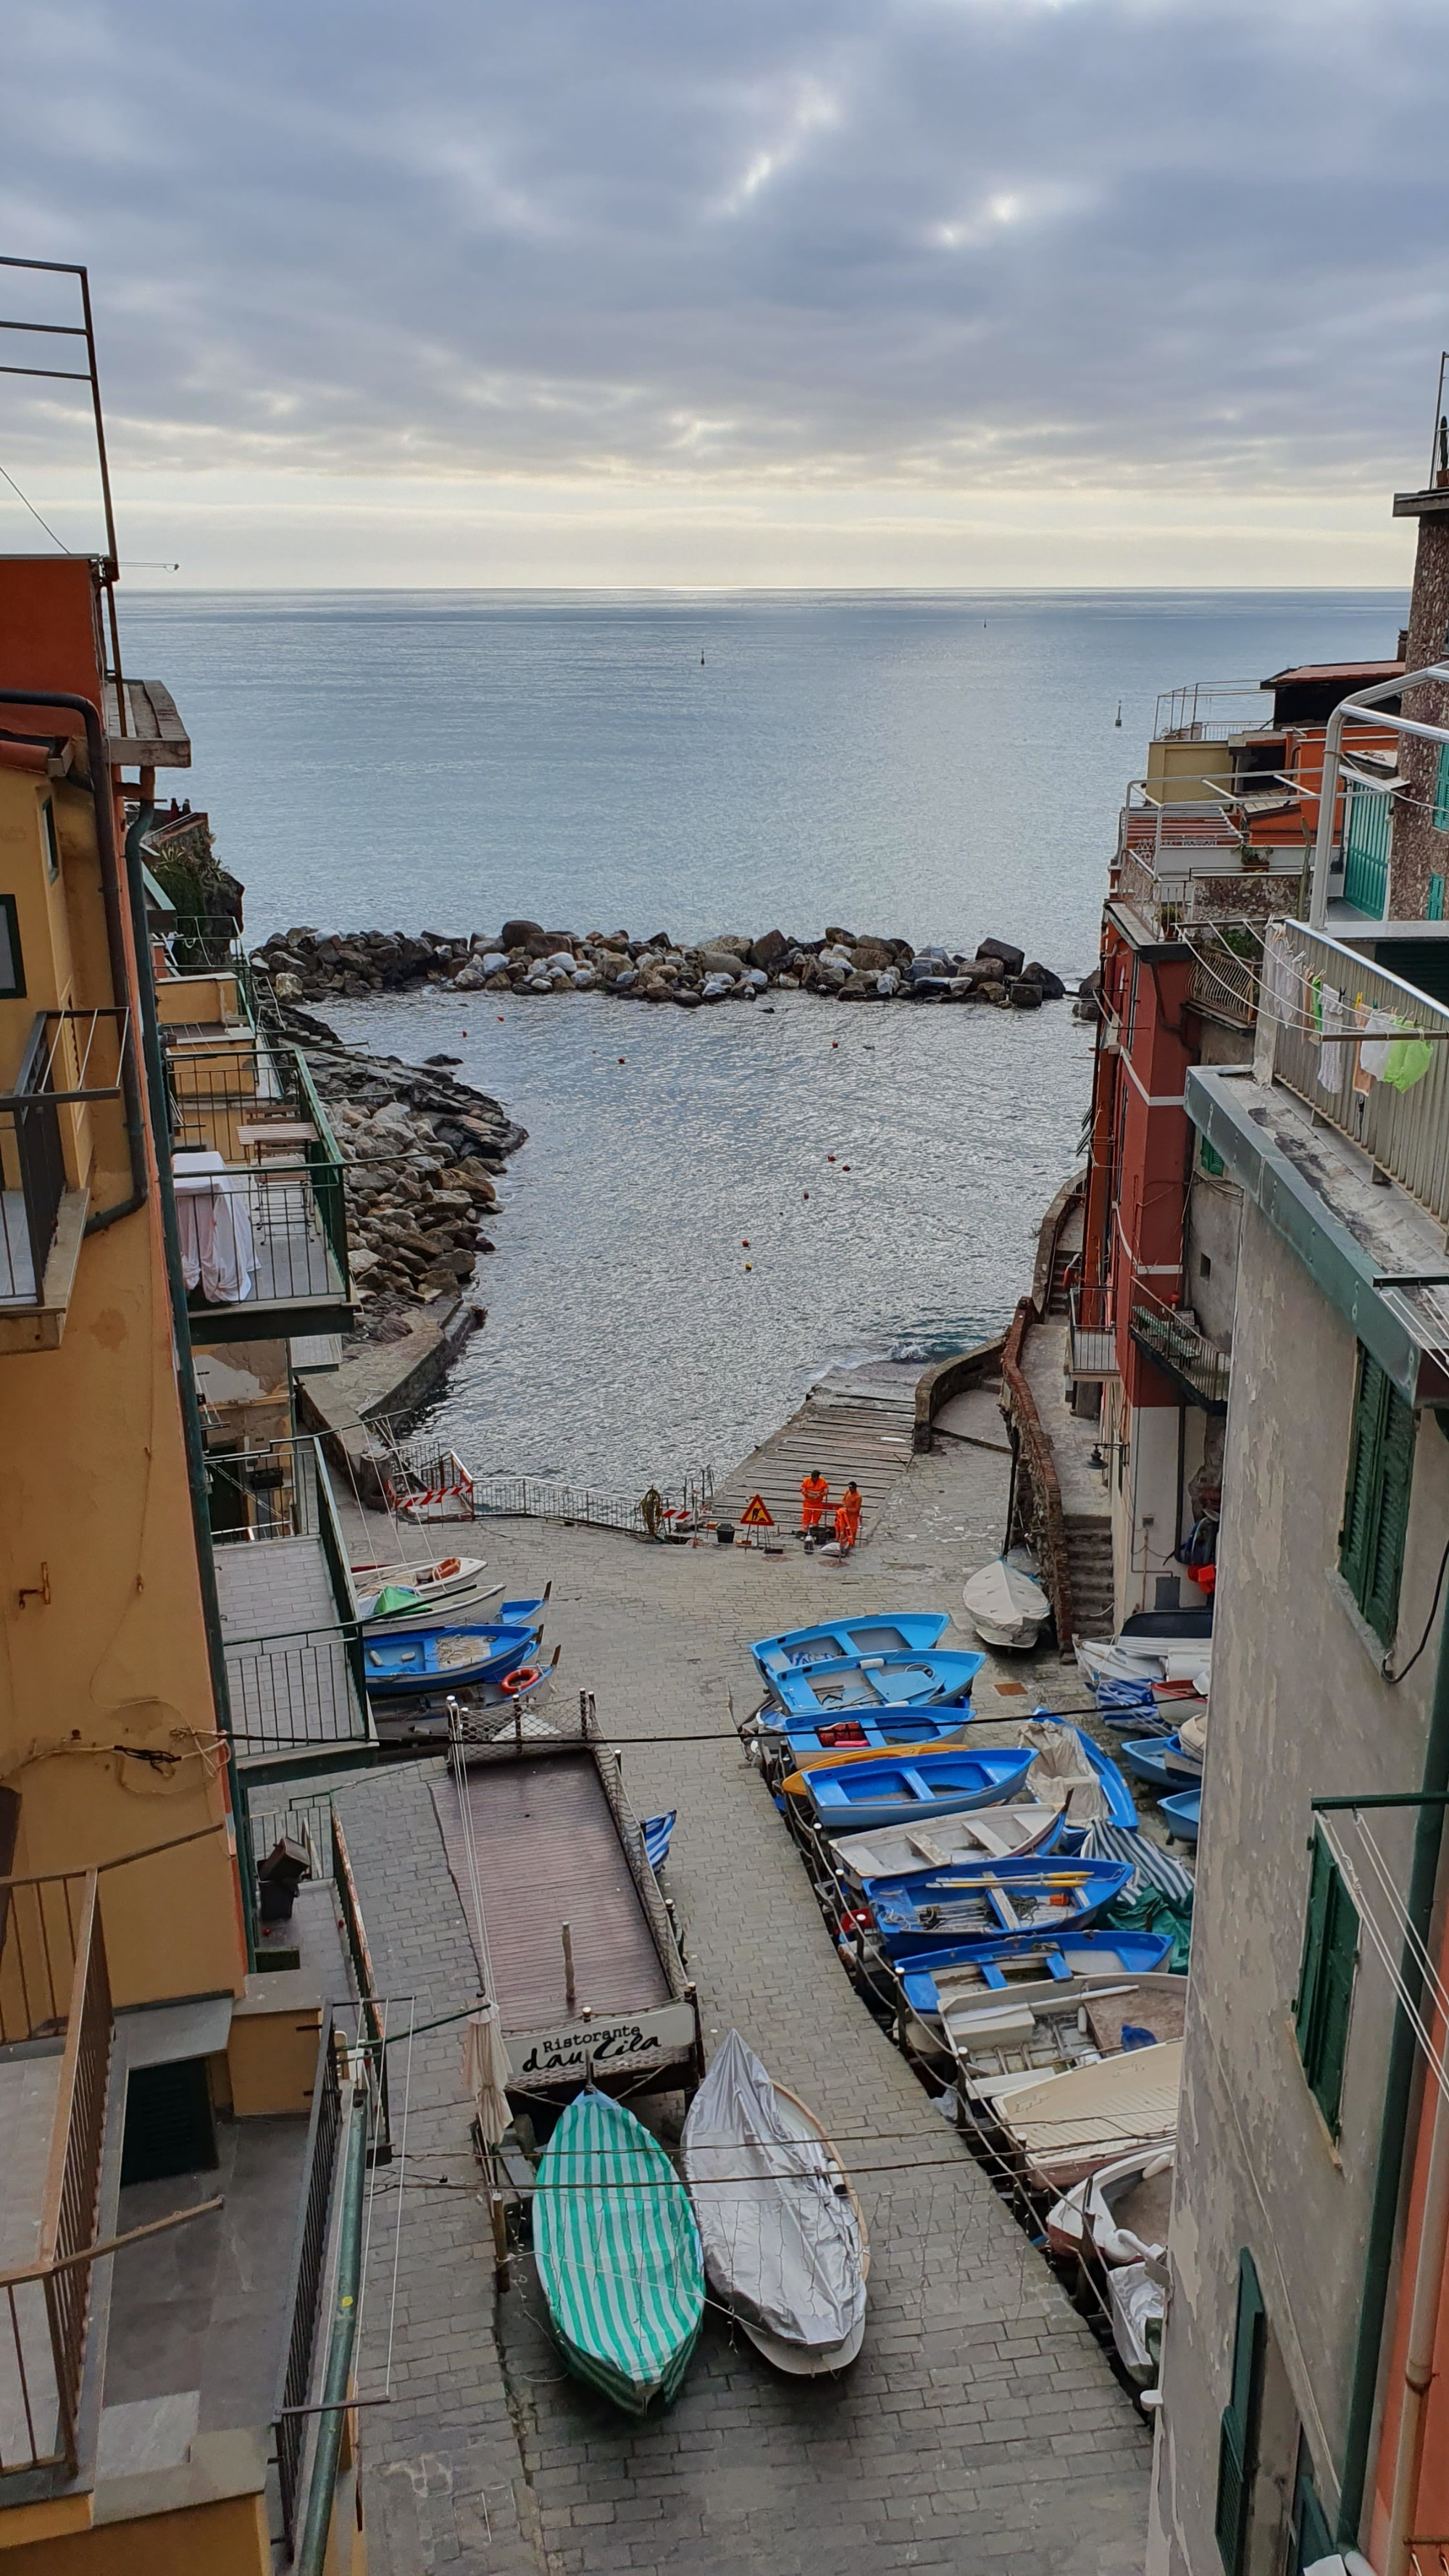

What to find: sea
left=122, top=587, right=1404, bottom=1494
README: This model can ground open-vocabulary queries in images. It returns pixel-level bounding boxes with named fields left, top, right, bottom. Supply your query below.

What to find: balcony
left=1068, top=1283, right=1119, bottom=1380
left=151, top=914, right=258, bottom=1033
left=0, top=1011, right=128, bottom=1356
left=164, top=1033, right=352, bottom=1342
left=1128, top=1291, right=1232, bottom=1413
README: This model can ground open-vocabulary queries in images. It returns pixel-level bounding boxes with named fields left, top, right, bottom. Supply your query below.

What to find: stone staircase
left=1066, top=1515, right=1116, bottom=1641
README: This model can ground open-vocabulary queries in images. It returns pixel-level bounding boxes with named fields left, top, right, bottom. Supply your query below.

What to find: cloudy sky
left=1, top=0, right=1445, bottom=585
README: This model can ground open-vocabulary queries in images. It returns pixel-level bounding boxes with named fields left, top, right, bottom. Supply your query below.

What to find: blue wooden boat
left=769, top=1709, right=975, bottom=1762
left=1069, top=1727, right=1140, bottom=1830
left=767, top=1648, right=985, bottom=1718
left=861, top=1856, right=1133, bottom=1956
left=792, top=1747, right=1035, bottom=1834
left=1160, top=1789, right=1201, bottom=1843
left=751, top=1613, right=951, bottom=1679
left=362, top=1622, right=537, bottom=1700
left=1118, top=1733, right=1204, bottom=1793
left=893, top=1928, right=1177, bottom=2016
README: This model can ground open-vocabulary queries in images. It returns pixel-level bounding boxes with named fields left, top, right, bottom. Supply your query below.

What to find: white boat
left=1108, top=2257, right=1169, bottom=2388
left=681, top=2031, right=868, bottom=2375
left=1045, top=2145, right=1175, bottom=2265
left=994, top=2038, right=1183, bottom=2192
left=827, top=1804, right=1063, bottom=1883
left=354, top=1554, right=493, bottom=1613
left=962, top=1559, right=1051, bottom=1651
left=944, top=1976, right=1185, bottom=2115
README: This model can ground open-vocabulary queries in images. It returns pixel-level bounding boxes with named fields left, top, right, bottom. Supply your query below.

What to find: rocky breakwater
left=274, top=1006, right=526, bottom=1344
left=256, top=922, right=1073, bottom=1012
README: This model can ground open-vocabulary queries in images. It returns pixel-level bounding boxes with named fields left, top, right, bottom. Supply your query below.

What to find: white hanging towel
left=463, top=2008, right=514, bottom=2144
left=1317, top=985, right=1355, bottom=1092
left=1359, top=1006, right=1399, bottom=1080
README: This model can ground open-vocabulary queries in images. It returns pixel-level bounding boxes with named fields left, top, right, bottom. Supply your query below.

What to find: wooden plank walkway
left=710, top=1357, right=923, bottom=1539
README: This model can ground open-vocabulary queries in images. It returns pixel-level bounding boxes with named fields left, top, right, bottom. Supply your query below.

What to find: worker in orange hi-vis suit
left=833, top=1482, right=863, bottom=1551
left=800, top=1471, right=830, bottom=1535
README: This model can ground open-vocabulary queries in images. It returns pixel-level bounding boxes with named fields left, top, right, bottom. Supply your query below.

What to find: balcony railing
left=1067, top=1283, right=1119, bottom=1380
left=1264, top=922, right=1449, bottom=1229
left=1129, top=1294, right=1232, bottom=1413
left=0, top=1870, right=112, bottom=2480
left=151, top=914, right=257, bottom=1028
left=0, top=1011, right=127, bottom=1309
left=164, top=1034, right=350, bottom=1333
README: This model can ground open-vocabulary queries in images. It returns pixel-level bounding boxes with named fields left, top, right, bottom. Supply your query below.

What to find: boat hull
left=534, top=2088, right=704, bottom=2416
left=798, top=1748, right=1035, bottom=1835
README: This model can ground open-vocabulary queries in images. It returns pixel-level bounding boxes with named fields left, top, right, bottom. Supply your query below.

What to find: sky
left=0, top=0, right=1446, bottom=588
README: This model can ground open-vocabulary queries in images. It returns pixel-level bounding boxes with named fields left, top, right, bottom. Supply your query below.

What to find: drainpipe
left=1383, top=2059, right=1449, bottom=2575
left=0, top=689, right=147, bottom=1224
left=1338, top=1601, right=1449, bottom=2546
left=1307, top=663, right=1449, bottom=928
left=296, top=2082, right=368, bottom=2576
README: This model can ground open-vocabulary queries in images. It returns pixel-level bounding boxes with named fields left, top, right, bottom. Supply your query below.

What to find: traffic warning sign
left=738, top=1494, right=775, bottom=1527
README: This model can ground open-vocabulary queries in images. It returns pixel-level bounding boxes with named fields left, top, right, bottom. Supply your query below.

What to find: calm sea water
left=123, top=588, right=1403, bottom=1490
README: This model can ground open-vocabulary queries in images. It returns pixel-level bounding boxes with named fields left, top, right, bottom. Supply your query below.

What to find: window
left=1200, top=1135, right=1227, bottom=1178
left=1288, top=2443, right=1334, bottom=2574
left=40, top=798, right=59, bottom=882
left=1295, top=1826, right=1359, bottom=2136
left=1435, top=740, right=1449, bottom=834
left=1340, top=1346, right=1417, bottom=1643
left=1216, top=2249, right=1266, bottom=2576
left=0, top=894, right=23, bottom=999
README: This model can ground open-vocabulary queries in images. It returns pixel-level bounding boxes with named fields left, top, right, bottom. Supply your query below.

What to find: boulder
left=964, top=954, right=1006, bottom=983
left=838, top=969, right=879, bottom=999
left=451, top=961, right=486, bottom=989
left=702, top=933, right=752, bottom=957
left=499, top=920, right=543, bottom=949
left=977, top=937, right=1025, bottom=979
left=697, top=949, right=743, bottom=980
left=824, top=925, right=858, bottom=948
left=1022, top=961, right=1067, bottom=1001
left=876, top=969, right=901, bottom=998
left=272, top=971, right=303, bottom=1001
left=749, top=929, right=790, bottom=971
left=1009, top=980, right=1043, bottom=1009
left=701, top=974, right=735, bottom=1001
left=851, top=938, right=894, bottom=972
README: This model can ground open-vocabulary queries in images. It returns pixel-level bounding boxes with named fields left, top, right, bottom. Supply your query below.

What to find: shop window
left=1294, top=1826, right=1358, bottom=2136
left=1215, top=2249, right=1266, bottom=2576
left=0, top=896, right=22, bottom=999
left=1340, top=1346, right=1416, bottom=1644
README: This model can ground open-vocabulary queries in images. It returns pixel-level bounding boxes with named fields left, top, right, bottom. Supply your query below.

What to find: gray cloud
left=1, top=0, right=1447, bottom=499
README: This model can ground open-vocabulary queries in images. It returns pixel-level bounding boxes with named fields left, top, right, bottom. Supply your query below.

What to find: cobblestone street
left=336, top=1435, right=1151, bottom=2576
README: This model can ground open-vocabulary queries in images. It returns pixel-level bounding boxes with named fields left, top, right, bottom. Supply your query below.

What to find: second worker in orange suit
left=834, top=1481, right=863, bottom=1551
left=800, top=1471, right=830, bottom=1534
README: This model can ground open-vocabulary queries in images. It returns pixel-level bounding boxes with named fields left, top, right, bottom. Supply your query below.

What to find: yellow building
left=0, top=551, right=367, bottom=2570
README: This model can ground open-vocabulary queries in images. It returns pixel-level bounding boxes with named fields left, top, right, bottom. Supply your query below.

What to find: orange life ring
left=501, top=1666, right=541, bottom=1697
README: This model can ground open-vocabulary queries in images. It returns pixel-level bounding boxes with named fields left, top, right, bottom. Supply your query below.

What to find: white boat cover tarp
left=682, top=2031, right=866, bottom=2354
left=962, top=1559, right=1049, bottom=1646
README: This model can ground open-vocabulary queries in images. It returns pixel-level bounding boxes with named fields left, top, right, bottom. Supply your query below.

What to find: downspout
left=296, top=2081, right=368, bottom=2576
left=1308, top=663, right=1449, bottom=928
left=1383, top=2059, right=1449, bottom=2575
left=0, top=689, right=147, bottom=1224
left=1338, top=1601, right=1449, bottom=2546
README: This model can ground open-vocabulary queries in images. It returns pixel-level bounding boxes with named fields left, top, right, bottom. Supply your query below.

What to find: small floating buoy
left=831, top=1041, right=838, bottom=1050
left=745, top=1262, right=752, bottom=1271
left=618, top=1056, right=625, bottom=1064
left=803, top=1191, right=809, bottom=1200
left=742, top=1239, right=750, bottom=1249
left=843, top=1164, right=851, bottom=1172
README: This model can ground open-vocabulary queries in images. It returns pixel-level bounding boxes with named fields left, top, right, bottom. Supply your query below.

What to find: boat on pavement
left=860, top=1855, right=1132, bottom=1956
left=362, top=1621, right=538, bottom=1699
left=1117, top=1733, right=1204, bottom=1793
left=788, top=1746, right=1036, bottom=1835
left=533, top=2086, right=705, bottom=2414
left=1160, top=1788, right=1201, bottom=1842
left=961, top=1559, right=1051, bottom=1651
left=764, top=1648, right=986, bottom=1718
left=890, top=1930, right=1177, bottom=2023
left=758, top=1708, right=977, bottom=1763
left=940, top=1970, right=1186, bottom=2111
left=990, top=2037, right=1184, bottom=2193
left=1045, top=2146, right=1176, bottom=2267
left=681, top=2031, right=868, bottom=2375
left=827, top=1804, right=1065, bottom=1883
left=750, top=1613, right=951, bottom=1679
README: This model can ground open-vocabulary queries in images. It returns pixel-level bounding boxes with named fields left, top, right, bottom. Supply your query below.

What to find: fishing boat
left=861, top=1856, right=1132, bottom=1956
left=352, top=1551, right=489, bottom=1607
left=1117, top=1733, right=1204, bottom=1792
left=891, top=1930, right=1177, bottom=2021
left=1160, top=1788, right=1201, bottom=1843
left=961, top=1559, right=1050, bottom=1651
left=790, top=1746, right=1035, bottom=1835
left=750, top=1613, right=951, bottom=1678
left=1045, top=2146, right=1176, bottom=2267
left=765, top=1649, right=985, bottom=1719
left=681, top=2031, right=868, bottom=2374
left=761, top=1708, right=977, bottom=1763
left=533, top=2087, right=705, bottom=2414
left=943, top=1975, right=1186, bottom=2117
left=827, top=1805, right=1064, bottom=1884
left=961, top=1714, right=1139, bottom=1831
left=993, top=2038, right=1184, bottom=2192
left=362, top=1622, right=537, bottom=1700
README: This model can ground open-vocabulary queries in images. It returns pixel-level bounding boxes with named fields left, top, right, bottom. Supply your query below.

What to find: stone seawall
left=256, top=920, right=1074, bottom=1011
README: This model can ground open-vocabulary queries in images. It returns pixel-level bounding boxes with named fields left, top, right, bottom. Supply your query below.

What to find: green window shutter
left=1216, top=2249, right=1266, bottom=2576
left=1290, top=2449, right=1333, bottom=2572
left=1340, top=1347, right=1416, bottom=1645
left=1435, top=741, right=1449, bottom=834
left=1200, top=1135, right=1226, bottom=1178
left=1294, top=1827, right=1359, bottom=2136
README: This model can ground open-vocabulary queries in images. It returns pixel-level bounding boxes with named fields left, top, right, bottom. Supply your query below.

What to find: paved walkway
left=335, top=1433, right=1151, bottom=2576
left=709, top=1358, right=921, bottom=1538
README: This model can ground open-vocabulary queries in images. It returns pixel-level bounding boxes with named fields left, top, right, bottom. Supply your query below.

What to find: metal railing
left=177, top=1167, right=343, bottom=1312
left=331, top=1818, right=391, bottom=2162
left=1154, top=682, right=1272, bottom=740
left=1266, top=922, right=1449, bottom=1228
left=0, top=1872, right=112, bottom=2480
left=1186, top=928, right=1262, bottom=1029
left=1067, top=1283, right=1119, bottom=1380
left=274, top=2016, right=343, bottom=2553
left=469, top=1476, right=659, bottom=1534
left=225, top=1624, right=369, bottom=1754
left=0, top=1011, right=126, bottom=1306
left=1128, top=1292, right=1232, bottom=1412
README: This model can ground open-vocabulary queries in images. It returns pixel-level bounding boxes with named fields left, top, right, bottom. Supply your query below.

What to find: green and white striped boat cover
left=534, top=2088, right=705, bottom=2414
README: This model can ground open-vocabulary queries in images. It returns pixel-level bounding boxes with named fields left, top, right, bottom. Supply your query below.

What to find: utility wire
left=0, top=457, right=68, bottom=553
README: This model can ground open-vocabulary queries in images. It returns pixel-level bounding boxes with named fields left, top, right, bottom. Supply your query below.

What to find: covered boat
left=750, top=1613, right=951, bottom=1678
left=681, top=2032, right=868, bottom=2374
left=828, top=1805, right=1064, bottom=1883
left=961, top=1559, right=1051, bottom=1651
left=861, top=1855, right=1132, bottom=1956
left=791, top=1746, right=1035, bottom=1834
left=766, top=1649, right=985, bottom=1718
left=362, top=1622, right=536, bottom=1699
left=533, top=2088, right=704, bottom=2414
left=962, top=1714, right=1138, bottom=1832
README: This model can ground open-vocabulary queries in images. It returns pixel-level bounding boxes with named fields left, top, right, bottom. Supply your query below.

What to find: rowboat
left=861, top=1856, right=1132, bottom=1956
left=533, top=2087, right=704, bottom=2415
left=993, top=2038, right=1184, bottom=2191
left=1118, top=1733, right=1204, bottom=1792
left=1045, top=2146, right=1176, bottom=2267
left=790, top=1747, right=1035, bottom=1835
left=763, top=1709, right=977, bottom=1763
left=943, top=1972, right=1186, bottom=2115
left=750, top=1613, right=951, bottom=1678
left=891, top=1930, right=1177, bottom=2020
left=765, top=1649, right=985, bottom=1718
left=352, top=1551, right=490, bottom=1610
left=961, top=1715, right=1139, bottom=1831
left=681, top=2032, right=868, bottom=2375
left=961, top=1559, right=1050, bottom=1651
left=827, top=1804, right=1065, bottom=1883
left=1160, top=1789, right=1201, bottom=1843
left=362, top=1622, right=537, bottom=1699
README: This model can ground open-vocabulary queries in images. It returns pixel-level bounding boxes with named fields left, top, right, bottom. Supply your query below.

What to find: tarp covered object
left=682, top=2031, right=865, bottom=2354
